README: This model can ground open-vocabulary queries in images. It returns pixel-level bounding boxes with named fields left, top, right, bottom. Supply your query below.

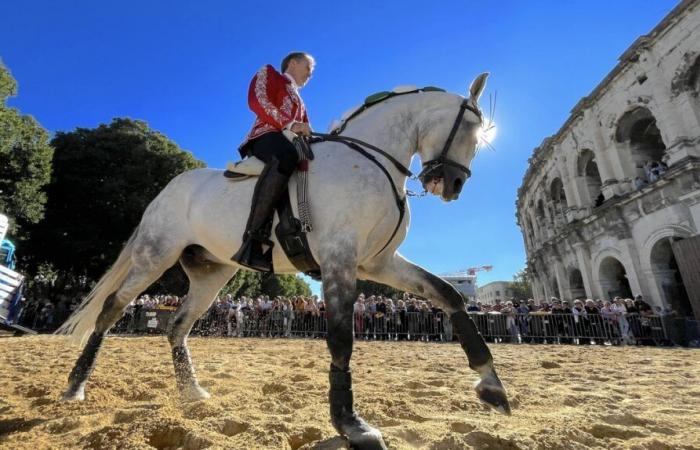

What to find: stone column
left=643, top=268, right=677, bottom=311
left=591, top=117, right=624, bottom=198
left=573, top=243, right=596, bottom=299
left=617, top=239, right=645, bottom=299
left=660, top=92, right=700, bottom=166
left=553, top=261, right=569, bottom=301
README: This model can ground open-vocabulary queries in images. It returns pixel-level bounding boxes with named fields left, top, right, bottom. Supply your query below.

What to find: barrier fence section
left=112, top=309, right=680, bottom=345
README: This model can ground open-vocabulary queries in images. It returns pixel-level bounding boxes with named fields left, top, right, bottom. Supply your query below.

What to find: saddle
left=223, top=157, right=266, bottom=180
left=224, top=156, right=320, bottom=279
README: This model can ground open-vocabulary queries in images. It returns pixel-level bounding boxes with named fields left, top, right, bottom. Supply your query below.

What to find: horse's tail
left=55, top=227, right=139, bottom=346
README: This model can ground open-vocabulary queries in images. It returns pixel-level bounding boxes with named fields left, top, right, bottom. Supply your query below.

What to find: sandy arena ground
left=0, top=336, right=698, bottom=450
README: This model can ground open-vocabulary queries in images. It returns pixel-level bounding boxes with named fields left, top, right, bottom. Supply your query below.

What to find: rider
left=231, top=52, right=315, bottom=272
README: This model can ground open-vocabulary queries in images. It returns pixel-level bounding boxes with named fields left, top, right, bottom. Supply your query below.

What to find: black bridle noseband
left=309, top=89, right=483, bottom=255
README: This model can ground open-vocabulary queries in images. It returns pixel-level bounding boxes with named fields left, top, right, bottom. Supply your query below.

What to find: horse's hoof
left=346, top=427, right=387, bottom=450
left=60, top=387, right=85, bottom=402
left=335, top=413, right=387, bottom=450
left=474, top=375, right=511, bottom=415
left=181, top=384, right=211, bottom=402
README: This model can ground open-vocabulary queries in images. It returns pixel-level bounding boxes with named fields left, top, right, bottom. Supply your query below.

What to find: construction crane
left=442, top=265, right=493, bottom=277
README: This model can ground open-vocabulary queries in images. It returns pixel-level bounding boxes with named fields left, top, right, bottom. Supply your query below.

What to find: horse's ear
left=468, top=72, right=489, bottom=103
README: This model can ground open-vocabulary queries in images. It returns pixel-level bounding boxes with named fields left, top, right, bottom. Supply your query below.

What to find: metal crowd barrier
left=111, top=309, right=677, bottom=345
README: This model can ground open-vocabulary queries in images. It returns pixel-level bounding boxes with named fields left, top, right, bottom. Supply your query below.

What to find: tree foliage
left=0, top=61, right=53, bottom=241
left=508, top=268, right=533, bottom=301
left=28, top=118, right=204, bottom=282
left=220, top=271, right=311, bottom=299
left=355, top=279, right=403, bottom=299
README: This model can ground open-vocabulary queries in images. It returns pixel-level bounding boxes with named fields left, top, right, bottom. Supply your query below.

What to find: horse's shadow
left=0, top=417, right=46, bottom=438
left=307, top=436, right=349, bottom=449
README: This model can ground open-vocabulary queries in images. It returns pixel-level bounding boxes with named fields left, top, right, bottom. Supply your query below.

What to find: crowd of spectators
left=109, top=291, right=672, bottom=346
left=14, top=281, right=677, bottom=346
left=462, top=294, right=661, bottom=346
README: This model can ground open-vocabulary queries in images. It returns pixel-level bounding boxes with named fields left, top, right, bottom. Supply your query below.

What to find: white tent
left=0, top=214, right=7, bottom=243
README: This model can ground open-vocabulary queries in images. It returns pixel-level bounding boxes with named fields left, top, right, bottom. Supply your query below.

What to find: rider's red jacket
left=239, top=64, right=309, bottom=153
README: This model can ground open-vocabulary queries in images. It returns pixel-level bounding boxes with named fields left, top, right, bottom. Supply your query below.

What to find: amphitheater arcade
left=516, top=0, right=700, bottom=318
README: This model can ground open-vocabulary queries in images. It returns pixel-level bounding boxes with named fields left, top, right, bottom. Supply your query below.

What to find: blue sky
left=1, top=0, right=680, bottom=294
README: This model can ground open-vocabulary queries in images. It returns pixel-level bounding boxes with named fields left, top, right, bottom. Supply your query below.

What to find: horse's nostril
left=454, top=178, right=464, bottom=193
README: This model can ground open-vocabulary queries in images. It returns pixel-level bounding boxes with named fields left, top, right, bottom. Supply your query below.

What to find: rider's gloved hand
left=291, top=123, right=312, bottom=136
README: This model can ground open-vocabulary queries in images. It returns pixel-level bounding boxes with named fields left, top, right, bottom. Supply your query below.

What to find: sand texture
left=0, top=336, right=699, bottom=449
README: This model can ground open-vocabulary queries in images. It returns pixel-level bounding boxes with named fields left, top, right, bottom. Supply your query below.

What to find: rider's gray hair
left=281, top=52, right=314, bottom=73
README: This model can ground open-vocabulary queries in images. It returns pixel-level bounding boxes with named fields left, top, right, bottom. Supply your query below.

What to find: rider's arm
left=248, top=65, right=294, bottom=130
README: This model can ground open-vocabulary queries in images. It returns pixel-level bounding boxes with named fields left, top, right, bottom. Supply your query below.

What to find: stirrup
left=231, top=235, right=273, bottom=272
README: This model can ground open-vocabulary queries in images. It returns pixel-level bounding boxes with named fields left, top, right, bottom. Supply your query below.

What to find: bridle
left=416, top=98, right=483, bottom=185
left=308, top=89, right=483, bottom=255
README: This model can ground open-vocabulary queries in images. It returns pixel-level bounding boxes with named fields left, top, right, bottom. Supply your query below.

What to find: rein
left=310, top=132, right=407, bottom=256
left=308, top=89, right=483, bottom=256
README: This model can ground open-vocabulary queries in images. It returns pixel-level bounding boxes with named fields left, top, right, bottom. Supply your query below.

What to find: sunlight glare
left=478, top=120, right=497, bottom=147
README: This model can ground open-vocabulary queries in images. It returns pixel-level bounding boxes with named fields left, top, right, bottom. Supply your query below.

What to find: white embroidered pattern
left=254, top=66, right=285, bottom=124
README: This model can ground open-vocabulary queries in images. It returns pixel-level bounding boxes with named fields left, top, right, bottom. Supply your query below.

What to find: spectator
left=492, top=299, right=503, bottom=312
left=354, top=295, right=365, bottom=338
left=501, top=301, right=518, bottom=343
left=633, top=176, right=647, bottom=190
left=516, top=300, right=530, bottom=343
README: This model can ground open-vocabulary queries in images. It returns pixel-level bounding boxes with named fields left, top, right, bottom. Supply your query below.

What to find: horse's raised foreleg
left=168, top=257, right=237, bottom=402
left=363, top=253, right=511, bottom=415
left=322, top=246, right=387, bottom=450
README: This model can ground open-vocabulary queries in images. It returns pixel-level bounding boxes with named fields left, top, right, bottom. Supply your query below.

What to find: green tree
left=508, top=268, right=533, bottom=301
left=28, top=118, right=204, bottom=284
left=355, top=279, right=403, bottom=299
left=0, top=61, right=53, bottom=241
left=220, top=270, right=263, bottom=299
left=261, top=274, right=312, bottom=297
left=220, top=271, right=312, bottom=299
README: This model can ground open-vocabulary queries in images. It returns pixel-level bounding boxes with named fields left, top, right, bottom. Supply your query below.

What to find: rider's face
left=287, top=56, right=314, bottom=87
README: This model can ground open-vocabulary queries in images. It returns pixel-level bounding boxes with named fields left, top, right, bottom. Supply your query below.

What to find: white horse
left=57, top=73, right=510, bottom=450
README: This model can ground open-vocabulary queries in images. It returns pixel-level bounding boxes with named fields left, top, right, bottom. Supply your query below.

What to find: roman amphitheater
left=516, top=0, right=700, bottom=319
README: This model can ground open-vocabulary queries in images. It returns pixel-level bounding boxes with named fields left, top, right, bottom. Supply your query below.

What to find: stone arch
left=672, top=52, right=700, bottom=97
left=576, top=149, right=602, bottom=206
left=598, top=256, right=633, bottom=301
left=649, top=237, right=692, bottom=317
left=568, top=267, right=586, bottom=300
left=640, top=226, right=694, bottom=316
left=529, top=210, right=541, bottom=243
left=689, top=55, right=700, bottom=95
left=550, top=177, right=568, bottom=223
left=640, top=225, right=694, bottom=263
left=536, top=198, right=545, bottom=221
left=524, top=216, right=536, bottom=248
left=615, top=106, right=667, bottom=178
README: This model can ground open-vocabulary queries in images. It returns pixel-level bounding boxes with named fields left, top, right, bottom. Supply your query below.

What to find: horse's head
left=417, top=73, right=489, bottom=201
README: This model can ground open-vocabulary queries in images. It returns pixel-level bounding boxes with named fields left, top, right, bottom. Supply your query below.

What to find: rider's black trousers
left=243, top=132, right=299, bottom=176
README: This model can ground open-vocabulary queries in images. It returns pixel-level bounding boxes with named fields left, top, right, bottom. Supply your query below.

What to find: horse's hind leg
left=168, top=251, right=237, bottom=401
left=62, top=240, right=183, bottom=401
left=362, top=253, right=511, bottom=415
left=321, top=247, right=387, bottom=450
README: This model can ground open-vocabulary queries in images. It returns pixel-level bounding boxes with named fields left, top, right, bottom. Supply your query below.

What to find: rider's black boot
left=231, top=160, right=289, bottom=272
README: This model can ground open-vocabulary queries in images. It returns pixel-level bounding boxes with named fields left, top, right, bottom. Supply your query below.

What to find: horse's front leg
left=321, top=245, right=388, bottom=450
left=363, top=253, right=511, bottom=415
